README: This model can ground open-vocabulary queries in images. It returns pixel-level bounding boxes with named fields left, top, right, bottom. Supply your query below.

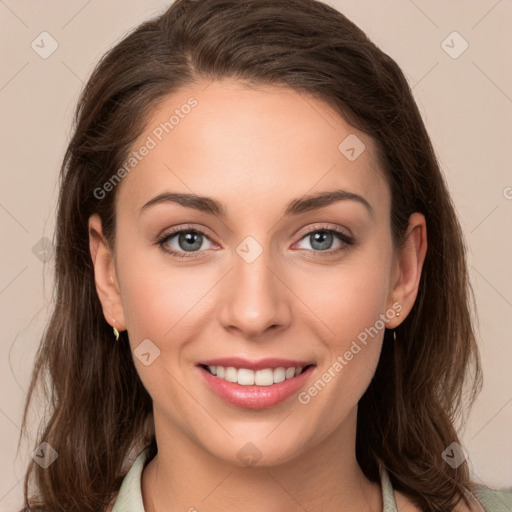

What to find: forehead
left=116, top=79, right=389, bottom=216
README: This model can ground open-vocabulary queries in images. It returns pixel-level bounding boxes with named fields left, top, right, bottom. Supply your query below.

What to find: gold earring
left=113, top=326, right=120, bottom=341
left=393, top=299, right=400, bottom=340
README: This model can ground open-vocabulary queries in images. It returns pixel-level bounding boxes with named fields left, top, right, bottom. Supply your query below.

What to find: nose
left=218, top=243, right=292, bottom=339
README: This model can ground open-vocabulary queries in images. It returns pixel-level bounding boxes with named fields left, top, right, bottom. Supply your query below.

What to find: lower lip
left=197, top=365, right=315, bottom=409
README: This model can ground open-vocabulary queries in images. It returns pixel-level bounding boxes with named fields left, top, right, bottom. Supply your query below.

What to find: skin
left=90, top=78, right=432, bottom=511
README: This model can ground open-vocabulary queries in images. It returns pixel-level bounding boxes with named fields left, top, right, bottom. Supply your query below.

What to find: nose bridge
left=218, top=235, right=291, bottom=336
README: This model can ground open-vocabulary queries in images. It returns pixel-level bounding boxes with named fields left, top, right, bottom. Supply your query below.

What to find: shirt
left=111, top=447, right=512, bottom=511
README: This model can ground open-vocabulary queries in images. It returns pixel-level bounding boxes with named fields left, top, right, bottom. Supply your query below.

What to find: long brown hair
left=19, top=1, right=482, bottom=510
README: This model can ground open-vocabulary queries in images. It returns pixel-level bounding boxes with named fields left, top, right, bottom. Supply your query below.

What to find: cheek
left=293, top=243, right=392, bottom=415
left=115, top=242, right=224, bottom=403
left=114, top=222, right=211, bottom=337
left=298, top=245, right=393, bottom=348
left=307, top=267, right=387, bottom=384
left=294, top=274, right=389, bottom=441
left=119, top=259, right=214, bottom=342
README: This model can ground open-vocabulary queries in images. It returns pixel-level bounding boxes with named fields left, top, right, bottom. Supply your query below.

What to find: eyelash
left=156, top=224, right=354, bottom=259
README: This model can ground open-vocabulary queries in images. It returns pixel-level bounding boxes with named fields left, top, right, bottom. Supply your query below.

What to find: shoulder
left=394, top=486, right=512, bottom=512
left=472, top=485, right=512, bottom=512
left=108, top=446, right=154, bottom=512
left=393, top=489, right=423, bottom=511
left=104, top=495, right=117, bottom=512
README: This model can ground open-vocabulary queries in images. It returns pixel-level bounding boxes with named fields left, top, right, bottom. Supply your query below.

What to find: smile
left=202, top=364, right=310, bottom=386
left=196, top=358, right=316, bottom=409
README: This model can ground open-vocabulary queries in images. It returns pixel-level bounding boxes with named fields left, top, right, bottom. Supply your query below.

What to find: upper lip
left=197, top=357, right=315, bottom=371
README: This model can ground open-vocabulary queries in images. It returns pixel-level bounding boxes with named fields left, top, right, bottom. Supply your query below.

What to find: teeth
left=273, top=367, right=286, bottom=383
left=255, top=368, right=274, bottom=386
left=225, top=367, right=238, bottom=383
left=238, top=368, right=255, bottom=385
left=285, top=367, right=296, bottom=379
left=206, top=365, right=306, bottom=386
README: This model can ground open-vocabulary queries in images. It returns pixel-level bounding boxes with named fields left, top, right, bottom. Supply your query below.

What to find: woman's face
left=91, top=79, right=420, bottom=466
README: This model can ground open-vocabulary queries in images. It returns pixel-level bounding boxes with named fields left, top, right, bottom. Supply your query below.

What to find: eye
left=293, top=226, right=354, bottom=255
left=157, top=226, right=216, bottom=258
left=156, top=224, right=354, bottom=259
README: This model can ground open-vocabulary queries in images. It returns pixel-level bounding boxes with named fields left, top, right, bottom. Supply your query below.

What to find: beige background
left=1, top=0, right=511, bottom=509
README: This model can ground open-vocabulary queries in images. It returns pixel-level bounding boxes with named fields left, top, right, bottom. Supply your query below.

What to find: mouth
left=199, top=363, right=315, bottom=386
left=196, top=358, right=316, bottom=409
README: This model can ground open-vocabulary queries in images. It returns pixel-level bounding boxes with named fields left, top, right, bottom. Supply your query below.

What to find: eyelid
left=295, top=223, right=353, bottom=242
left=156, top=223, right=218, bottom=243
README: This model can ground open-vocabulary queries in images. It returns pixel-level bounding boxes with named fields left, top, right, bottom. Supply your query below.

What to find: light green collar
left=111, top=447, right=511, bottom=512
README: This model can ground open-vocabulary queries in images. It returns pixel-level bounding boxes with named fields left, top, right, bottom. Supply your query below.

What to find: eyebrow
left=140, top=189, right=373, bottom=218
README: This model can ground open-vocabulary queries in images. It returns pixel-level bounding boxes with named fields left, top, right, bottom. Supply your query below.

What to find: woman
left=19, top=0, right=511, bottom=511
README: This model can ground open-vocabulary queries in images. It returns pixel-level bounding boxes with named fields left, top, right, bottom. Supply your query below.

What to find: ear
left=88, top=214, right=126, bottom=332
left=386, top=212, right=427, bottom=328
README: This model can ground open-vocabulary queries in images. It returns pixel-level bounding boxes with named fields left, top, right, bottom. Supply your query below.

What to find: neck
left=141, top=407, right=382, bottom=512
